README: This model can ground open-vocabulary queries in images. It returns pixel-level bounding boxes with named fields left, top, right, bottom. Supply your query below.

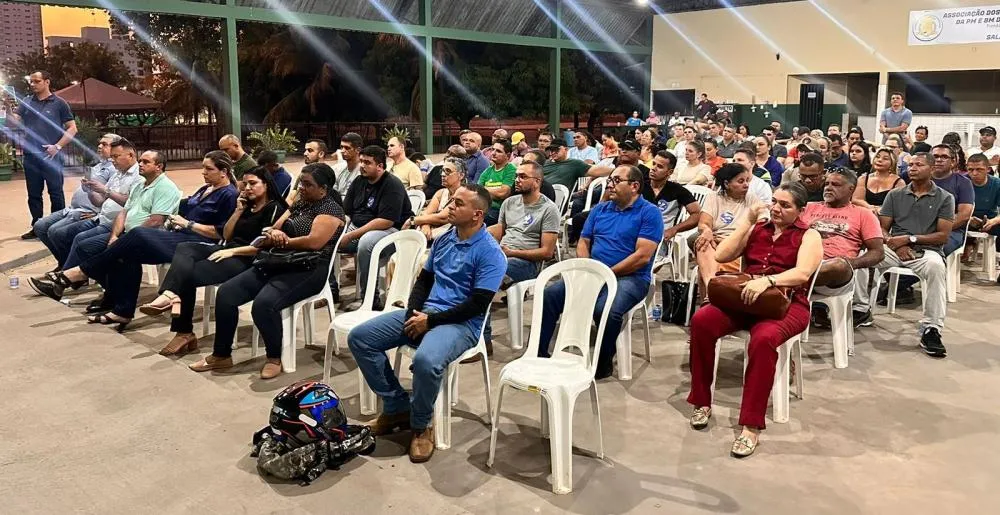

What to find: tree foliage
left=3, top=42, right=133, bottom=91
left=111, top=13, right=223, bottom=121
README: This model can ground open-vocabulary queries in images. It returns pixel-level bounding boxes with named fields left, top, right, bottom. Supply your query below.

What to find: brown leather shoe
left=159, top=333, right=198, bottom=356
left=260, top=359, right=282, bottom=379
left=409, top=427, right=435, bottom=463
left=370, top=410, right=411, bottom=436
left=189, top=355, right=233, bottom=372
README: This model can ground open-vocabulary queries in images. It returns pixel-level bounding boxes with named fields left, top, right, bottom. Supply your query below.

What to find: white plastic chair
left=142, top=264, right=169, bottom=286
left=505, top=279, right=536, bottom=351
left=325, top=230, right=427, bottom=390
left=248, top=226, right=349, bottom=373
left=967, top=230, right=997, bottom=281
left=711, top=331, right=803, bottom=424
left=670, top=185, right=711, bottom=281
left=392, top=311, right=493, bottom=450
left=709, top=273, right=816, bottom=423
left=561, top=177, right=608, bottom=258
left=553, top=184, right=570, bottom=216
left=945, top=225, right=970, bottom=303
left=552, top=184, right=571, bottom=261
left=615, top=296, right=651, bottom=381
left=487, top=259, right=618, bottom=495
left=407, top=190, right=426, bottom=216
left=871, top=267, right=927, bottom=315
left=803, top=264, right=855, bottom=369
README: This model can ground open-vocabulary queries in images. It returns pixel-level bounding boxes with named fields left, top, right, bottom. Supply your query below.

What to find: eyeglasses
left=607, top=176, right=638, bottom=186
left=515, top=173, right=540, bottom=181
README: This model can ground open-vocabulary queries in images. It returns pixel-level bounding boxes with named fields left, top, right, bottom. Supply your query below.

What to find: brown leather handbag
left=707, top=272, right=791, bottom=319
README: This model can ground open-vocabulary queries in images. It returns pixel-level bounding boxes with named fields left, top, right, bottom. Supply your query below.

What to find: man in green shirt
left=218, top=134, right=257, bottom=179
left=542, top=141, right=614, bottom=192
left=478, top=139, right=517, bottom=226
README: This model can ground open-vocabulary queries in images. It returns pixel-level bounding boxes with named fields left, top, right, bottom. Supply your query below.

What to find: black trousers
left=212, top=261, right=329, bottom=359
left=79, top=227, right=212, bottom=319
left=159, top=242, right=252, bottom=334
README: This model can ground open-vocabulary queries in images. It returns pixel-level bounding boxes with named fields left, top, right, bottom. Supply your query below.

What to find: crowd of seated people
left=23, top=116, right=1000, bottom=464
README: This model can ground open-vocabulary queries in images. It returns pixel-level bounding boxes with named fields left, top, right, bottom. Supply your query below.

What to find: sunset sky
left=41, top=6, right=110, bottom=38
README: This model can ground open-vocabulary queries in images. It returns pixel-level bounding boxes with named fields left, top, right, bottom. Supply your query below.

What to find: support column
left=548, top=0, right=562, bottom=132
left=420, top=0, right=434, bottom=154
left=641, top=55, right=652, bottom=115
left=876, top=71, right=888, bottom=117
left=549, top=48, right=561, bottom=132
left=221, top=14, right=241, bottom=135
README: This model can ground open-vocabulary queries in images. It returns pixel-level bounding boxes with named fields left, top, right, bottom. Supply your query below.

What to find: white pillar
left=876, top=71, right=889, bottom=117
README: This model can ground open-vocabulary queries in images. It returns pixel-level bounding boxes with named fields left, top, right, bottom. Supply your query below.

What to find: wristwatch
left=54, top=144, right=62, bottom=151
left=186, top=221, right=194, bottom=231
left=908, top=235, right=917, bottom=245
left=767, top=276, right=777, bottom=287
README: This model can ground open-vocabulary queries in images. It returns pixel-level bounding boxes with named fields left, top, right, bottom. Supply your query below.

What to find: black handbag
left=252, top=249, right=321, bottom=276
left=660, top=280, right=697, bottom=325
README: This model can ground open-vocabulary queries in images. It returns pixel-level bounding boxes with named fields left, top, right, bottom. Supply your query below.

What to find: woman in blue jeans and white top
left=138, top=167, right=288, bottom=356
left=189, top=163, right=346, bottom=380
left=32, top=150, right=239, bottom=331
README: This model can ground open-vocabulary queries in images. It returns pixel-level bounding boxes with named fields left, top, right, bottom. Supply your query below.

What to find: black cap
left=620, top=139, right=641, bottom=151
left=981, top=126, right=996, bottom=136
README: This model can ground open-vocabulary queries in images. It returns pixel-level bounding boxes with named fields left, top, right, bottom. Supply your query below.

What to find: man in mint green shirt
left=478, top=139, right=517, bottom=226
left=116, top=150, right=182, bottom=241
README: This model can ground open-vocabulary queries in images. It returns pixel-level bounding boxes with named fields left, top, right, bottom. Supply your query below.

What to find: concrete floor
left=2, top=251, right=1000, bottom=514
left=1, top=162, right=999, bottom=513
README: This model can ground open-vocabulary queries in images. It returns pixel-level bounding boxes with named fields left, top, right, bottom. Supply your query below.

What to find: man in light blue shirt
left=568, top=130, right=600, bottom=164
left=33, top=133, right=121, bottom=269
left=348, top=184, right=505, bottom=464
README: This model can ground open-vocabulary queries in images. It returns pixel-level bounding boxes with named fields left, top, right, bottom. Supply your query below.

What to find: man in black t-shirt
left=645, top=151, right=701, bottom=243
left=341, top=145, right=412, bottom=309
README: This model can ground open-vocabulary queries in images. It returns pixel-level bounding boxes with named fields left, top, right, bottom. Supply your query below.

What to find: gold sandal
left=690, top=407, right=712, bottom=429
left=139, top=292, right=180, bottom=317
left=730, top=434, right=759, bottom=458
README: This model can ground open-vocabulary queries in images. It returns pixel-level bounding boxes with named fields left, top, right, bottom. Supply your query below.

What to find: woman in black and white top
left=140, top=167, right=288, bottom=356
left=189, top=163, right=345, bottom=379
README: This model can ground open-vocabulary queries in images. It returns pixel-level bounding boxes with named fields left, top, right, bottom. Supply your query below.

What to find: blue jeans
left=34, top=210, right=98, bottom=267
left=63, top=224, right=111, bottom=270
left=538, top=274, right=650, bottom=371
left=348, top=309, right=478, bottom=430
left=23, top=152, right=65, bottom=224
left=339, top=225, right=398, bottom=299
left=505, top=257, right=540, bottom=284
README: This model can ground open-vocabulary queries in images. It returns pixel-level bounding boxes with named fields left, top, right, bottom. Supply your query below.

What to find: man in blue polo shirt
left=348, top=184, right=505, bottom=464
left=9, top=71, right=78, bottom=238
left=537, top=164, right=663, bottom=379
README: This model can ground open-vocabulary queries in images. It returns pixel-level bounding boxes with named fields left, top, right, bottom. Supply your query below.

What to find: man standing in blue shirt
left=537, top=164, right=664, bottom=379
left=33, top=133, right=120, bottom=270
left=9, top=71, right=78, bottom=238
left=348, top=184, right=505, bottom=464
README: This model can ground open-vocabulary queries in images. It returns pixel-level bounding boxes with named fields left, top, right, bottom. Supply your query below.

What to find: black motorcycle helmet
left=269, top=381, right=347, bottom=445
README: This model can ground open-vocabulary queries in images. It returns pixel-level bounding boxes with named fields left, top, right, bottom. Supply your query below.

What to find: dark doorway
left=799, top=83, right=824, bottom=130
left=653, top=89, right=695, bottom=117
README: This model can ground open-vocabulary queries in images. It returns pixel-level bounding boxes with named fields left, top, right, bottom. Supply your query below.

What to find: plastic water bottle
left=650, top=304, right=662, bottom=321
left=8, top=276, right=18, bottom=289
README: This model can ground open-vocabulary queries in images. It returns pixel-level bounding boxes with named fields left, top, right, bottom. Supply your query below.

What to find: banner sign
left=909, top=6, right=1000, bottom=45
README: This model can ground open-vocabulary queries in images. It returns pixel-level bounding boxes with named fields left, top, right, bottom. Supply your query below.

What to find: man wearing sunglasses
left=8, top=71, right=77, bottom=239
left=537, top=165, right=664, bottom=380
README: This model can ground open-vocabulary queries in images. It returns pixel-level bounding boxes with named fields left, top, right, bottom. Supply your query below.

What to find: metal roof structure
left=9, top=0, right=794, bottom=151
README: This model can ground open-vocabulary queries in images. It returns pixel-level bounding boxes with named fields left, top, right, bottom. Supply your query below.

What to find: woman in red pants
left=686, top=181, right=822, bottom=458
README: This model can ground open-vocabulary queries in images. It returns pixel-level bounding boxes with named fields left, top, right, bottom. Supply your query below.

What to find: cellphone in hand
left=250, top=235, right=267, bottom=248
